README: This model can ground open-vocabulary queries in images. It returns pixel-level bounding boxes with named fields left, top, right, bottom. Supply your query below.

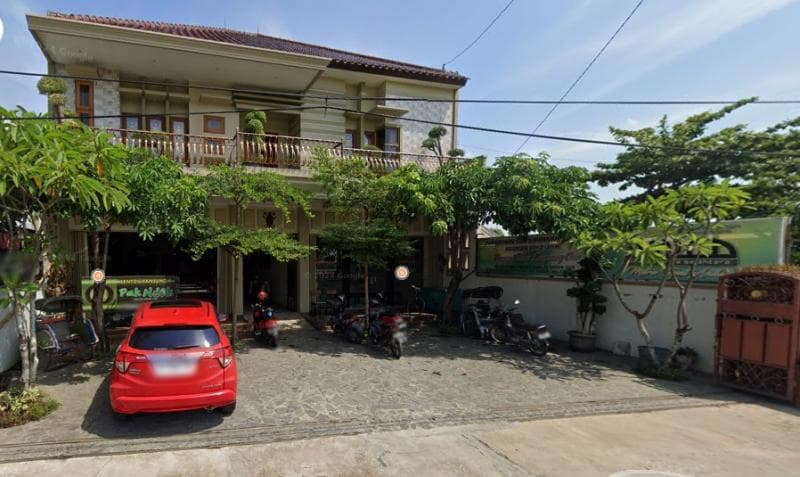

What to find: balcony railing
left=102, top=129, right=444, bottom=172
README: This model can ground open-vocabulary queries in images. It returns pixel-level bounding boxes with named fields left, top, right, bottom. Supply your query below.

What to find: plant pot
left=673, top=353, right=697, bottom=371
left=637, top=345, right=671, bottom=369
left=568, top=331, right=597, bottom=352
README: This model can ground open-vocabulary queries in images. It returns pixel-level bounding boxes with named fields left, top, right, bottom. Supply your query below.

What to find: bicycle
left=406, top=285, right=426, bottom=313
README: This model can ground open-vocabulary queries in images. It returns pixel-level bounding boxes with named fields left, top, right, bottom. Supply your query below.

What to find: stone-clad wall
left=55, top=65, right=120, bottom=129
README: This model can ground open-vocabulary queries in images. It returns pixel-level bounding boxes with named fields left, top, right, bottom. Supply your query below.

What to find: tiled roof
left=46, top=12, right=468, bottom=86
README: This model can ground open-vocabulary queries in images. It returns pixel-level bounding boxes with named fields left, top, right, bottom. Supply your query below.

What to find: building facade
left=28, top=12, right=468, bottom=315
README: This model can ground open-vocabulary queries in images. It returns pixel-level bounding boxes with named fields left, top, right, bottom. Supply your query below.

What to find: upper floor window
left=75, top=80, right=94, bottom=126
left=344, top=129, right=356, bottom=150
left=204, top=115, right=225, bottom=134
left=379, top=127, right=400, bottom=152
left=363, top=131, right=377, bottom=148
left=147, top=116, right=164, bottom=132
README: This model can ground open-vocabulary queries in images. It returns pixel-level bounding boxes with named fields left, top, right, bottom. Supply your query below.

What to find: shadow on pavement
left=80, top=375, right=225, bottom=439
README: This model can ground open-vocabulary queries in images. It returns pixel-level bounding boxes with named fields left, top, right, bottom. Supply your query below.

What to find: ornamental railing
left=101, top=129, right=443, bottom=172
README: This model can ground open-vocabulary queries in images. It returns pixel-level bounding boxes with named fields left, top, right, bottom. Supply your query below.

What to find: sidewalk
left=2, top=402, right=798, bottom=476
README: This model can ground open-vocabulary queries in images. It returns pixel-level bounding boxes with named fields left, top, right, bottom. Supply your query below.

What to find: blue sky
left=1, top=0, right=799, bottom=200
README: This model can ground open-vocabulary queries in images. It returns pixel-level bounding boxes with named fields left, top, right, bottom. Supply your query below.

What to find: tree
left=593, top=98, right=800, bottom=261
left=311, top=149, right=416, bottom=318
left=0, top=108, right=129, bottom=387
left=421, top=126, right=464, bottom=165
left=576, top=182, right=749, bottom=368
left=36, top=77, right=68, bottom=122
left=78, top=149, right=208, bottom=351
left=487, top=153, right=598, bottom=238
left=417, top=157, right=491, bottom=324
left=191, top=164, right=313, bottom=343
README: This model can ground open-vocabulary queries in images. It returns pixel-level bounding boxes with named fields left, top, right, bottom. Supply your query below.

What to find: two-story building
left=27, top=12, right=469, bottom=316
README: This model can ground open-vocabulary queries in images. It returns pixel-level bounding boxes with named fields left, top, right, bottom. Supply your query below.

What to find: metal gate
left=715, top=271, right=800, bottom=402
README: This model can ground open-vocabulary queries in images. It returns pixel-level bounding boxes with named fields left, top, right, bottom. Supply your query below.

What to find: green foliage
left=126, top=155, right=208, bottom=241
left=0, top=388, right=59, bottom=428
left=318, top=220, right=414, bottom=268
left=47, top=94, right=67, bottom=107
left=36, top=77, right=67, bottom=95
left=422, top=126, right=450, bottom=158
left=190, top=222, right=312, bottom=262
left=488, top=153, right=598, bottom=238
left=565, top=258, right=607, bottom=334
left=200, top=164, right=311, bottom=219
left=193, top=164, right=313, bottom=261
left=311, top=149, right=416, bottom=271
left=243, top=111, right=267, bottom=135
left=593, top=97, right=800, bottom=261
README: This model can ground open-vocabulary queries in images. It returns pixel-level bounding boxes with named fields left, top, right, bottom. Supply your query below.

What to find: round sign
left=90, top=268, right=106, bottom=284
left=394, top=265, right=410, bottom=281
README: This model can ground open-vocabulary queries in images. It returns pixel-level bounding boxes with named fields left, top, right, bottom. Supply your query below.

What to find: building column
left=296, top=212, right=311, bottom=313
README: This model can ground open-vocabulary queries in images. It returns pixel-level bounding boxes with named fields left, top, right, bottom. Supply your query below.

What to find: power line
left=514, top=0, right=645, bottom=153
left=4, top=69, right=800, bottom=105
left=442, top=0, right=516, bottom=68
left=5, top=104, right=798, bottom=160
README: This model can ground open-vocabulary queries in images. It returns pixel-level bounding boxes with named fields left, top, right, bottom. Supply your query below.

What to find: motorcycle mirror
left=514, top=299, right=520, bottom=305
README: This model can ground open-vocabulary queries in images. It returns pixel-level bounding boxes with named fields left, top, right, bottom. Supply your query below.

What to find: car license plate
left=151, top=357, right=197, bottom=378
left=538, top=331, right=551, bottom=340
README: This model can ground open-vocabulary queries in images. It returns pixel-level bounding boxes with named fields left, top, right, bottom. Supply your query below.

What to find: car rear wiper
left=172, top=344, right=200, bottom=349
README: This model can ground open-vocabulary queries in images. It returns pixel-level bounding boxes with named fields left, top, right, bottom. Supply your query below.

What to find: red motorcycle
left=252, top=291, right=278, bottom=347
left=346, top=293, right=407, bottom=359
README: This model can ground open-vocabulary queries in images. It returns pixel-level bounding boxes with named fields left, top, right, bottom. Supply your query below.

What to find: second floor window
left=75, top=80, right=94, bottom=126
left=379, top=127, right=400, bottom=152
left=204, top=115, right=225, bottom=134
left=363, top=131, right=377, bottom=148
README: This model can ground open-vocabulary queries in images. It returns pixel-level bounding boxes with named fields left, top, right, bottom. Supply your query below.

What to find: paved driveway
left=0, top=315, right=741, bottom=462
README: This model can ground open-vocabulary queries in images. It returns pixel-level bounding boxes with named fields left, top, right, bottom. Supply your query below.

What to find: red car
left=110, top=299, right=237, bottom=417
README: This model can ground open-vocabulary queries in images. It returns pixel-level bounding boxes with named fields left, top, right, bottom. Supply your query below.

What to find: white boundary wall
left=462, top=274, right=718, bottom=373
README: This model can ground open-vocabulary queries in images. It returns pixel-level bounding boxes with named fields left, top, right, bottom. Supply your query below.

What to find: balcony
left=103, top=129, right=444, bottom=173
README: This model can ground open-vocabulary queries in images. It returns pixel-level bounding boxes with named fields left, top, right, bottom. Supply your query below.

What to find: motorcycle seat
left=511, top=316, right=545, bottom=331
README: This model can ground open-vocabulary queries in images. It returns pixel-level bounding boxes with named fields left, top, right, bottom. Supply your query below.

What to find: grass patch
left=637, top=365, right=689, bottom=381
left=0, top=388, right=59, bottom=428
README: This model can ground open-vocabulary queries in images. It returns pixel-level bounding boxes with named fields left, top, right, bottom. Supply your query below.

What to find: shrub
left=637, top=365, right=688, bottom=381
left=0, top=388, right=59, bottom=428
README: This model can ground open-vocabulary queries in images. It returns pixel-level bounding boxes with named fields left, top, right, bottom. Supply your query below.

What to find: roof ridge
left=45, top=11, right=466, bottom=81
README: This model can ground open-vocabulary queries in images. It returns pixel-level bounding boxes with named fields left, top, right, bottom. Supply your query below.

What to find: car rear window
left=129, top=326, right=220, bottom=350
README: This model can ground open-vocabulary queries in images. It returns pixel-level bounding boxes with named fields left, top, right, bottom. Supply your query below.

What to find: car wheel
left=220, top=401, right=237, bottom=416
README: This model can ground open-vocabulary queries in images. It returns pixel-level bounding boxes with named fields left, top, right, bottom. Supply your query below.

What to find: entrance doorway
left=243, top=252, right=298, bottom=311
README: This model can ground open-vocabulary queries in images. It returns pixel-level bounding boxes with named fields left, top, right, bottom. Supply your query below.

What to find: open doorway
left=243, top=252, right=298, bottom=311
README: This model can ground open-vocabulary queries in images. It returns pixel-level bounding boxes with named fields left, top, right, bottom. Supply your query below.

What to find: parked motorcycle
left=34, top=296, right=99, bottom=371
left=460, top=286, right=504, bottom=339
left=252, top=291, right=278, bottom=347
left=489, top=299, right=551, bottom=356
left=346, top=293, right=407, bottom=359
left=326, top=294, right=350, bottom=335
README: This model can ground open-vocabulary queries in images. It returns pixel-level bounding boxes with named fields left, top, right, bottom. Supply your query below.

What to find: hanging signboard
left=477, top=217, right=791, bottom=284
left=80, top=275, right=179, bottom=312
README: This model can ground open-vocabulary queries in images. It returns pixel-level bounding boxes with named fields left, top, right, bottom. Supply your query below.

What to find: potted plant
left=241, top=111, right=267, bottom=164
left=672, top=347, right=699, bottom=371
left=566, top=258, right=607, bottom=352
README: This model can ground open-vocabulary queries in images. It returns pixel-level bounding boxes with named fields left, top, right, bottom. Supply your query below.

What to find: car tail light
left=217, top=346, right=233, bottom=368
left=114, top=351, right=140, bottom=373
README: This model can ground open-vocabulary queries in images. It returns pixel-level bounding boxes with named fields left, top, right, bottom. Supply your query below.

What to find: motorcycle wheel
left=460, top=311, right=479, bottom=338
left=489, top=325, right=507, bottom=343
left=268, top=335, right=278, bottom=348
left=389, top=338, right=403, bottom=359
left=528, top=337, right=550, bottom=356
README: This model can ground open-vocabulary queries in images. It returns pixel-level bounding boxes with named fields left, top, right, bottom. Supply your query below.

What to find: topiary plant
left=36, top=77, right=67, bottom=95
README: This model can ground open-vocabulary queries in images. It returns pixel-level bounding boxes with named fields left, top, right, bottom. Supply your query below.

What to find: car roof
left=134, top=299, right=217, bottom=327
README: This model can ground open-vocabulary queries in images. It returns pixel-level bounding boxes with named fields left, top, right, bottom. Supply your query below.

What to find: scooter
left=346, top=293, right=407, bottom=359
left=252, top=291, right=278, bottom=347
left=489, top=299, right=551, bottom=356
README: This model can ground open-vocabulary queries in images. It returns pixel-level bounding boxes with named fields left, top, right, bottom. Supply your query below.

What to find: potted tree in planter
left=566, top=257, right=607, bottom=352
left=241, top=111, right=267, bottom=164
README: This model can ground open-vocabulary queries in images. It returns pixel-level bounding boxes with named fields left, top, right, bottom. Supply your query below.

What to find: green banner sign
left=80, top=275, right=179, bottom=312
left=477, top=217, right=791, bottom=283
